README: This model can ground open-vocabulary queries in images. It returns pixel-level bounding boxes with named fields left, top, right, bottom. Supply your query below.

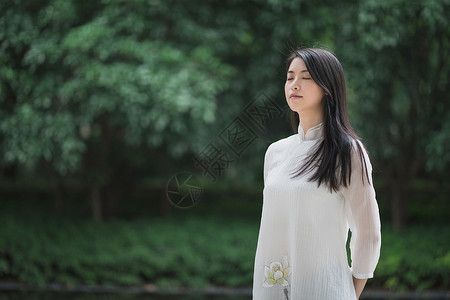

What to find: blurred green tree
left=0, top=0, right=235, bottom=220
left=0, top=0, right=340, bottom=220
left=336, top=0, right=450, bottom=229
left=2, top=0, right=447, bottom=227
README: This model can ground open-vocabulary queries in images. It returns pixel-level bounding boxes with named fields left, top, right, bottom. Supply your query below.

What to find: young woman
left=252, top=48, right=381, bottom=299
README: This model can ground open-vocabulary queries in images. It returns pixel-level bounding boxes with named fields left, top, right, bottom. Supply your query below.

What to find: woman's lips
left=290, top=94, right=302, bottom=98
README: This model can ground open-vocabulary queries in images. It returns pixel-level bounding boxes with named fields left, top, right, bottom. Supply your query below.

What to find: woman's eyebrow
left=287, top=70, right=309, bottom=74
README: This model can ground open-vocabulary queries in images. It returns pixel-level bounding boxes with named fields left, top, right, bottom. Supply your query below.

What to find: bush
left=0, top=199, right=448, bottom=291
left=0, top=205, right=259, bottom=289
left=371, top=224, right=450, bottom=291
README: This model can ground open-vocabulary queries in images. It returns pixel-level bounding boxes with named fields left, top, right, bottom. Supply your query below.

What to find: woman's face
left=285, top=57, right=324, bottom=117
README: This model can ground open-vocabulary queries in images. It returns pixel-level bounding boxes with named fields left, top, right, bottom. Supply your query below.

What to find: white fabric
left=252, top=122, right=381, bottom=300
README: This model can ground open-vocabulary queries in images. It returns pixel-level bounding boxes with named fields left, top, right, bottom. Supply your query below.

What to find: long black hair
left=287, top=48, right=370, bottom=192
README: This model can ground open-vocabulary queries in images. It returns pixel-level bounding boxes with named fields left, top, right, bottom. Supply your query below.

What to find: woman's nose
left=291, top=78, right=300, bottom=90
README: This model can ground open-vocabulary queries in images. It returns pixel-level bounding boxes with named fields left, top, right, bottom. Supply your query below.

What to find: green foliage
left=0, top=0, right=236, bottom=176
left=4, top=0, right=447, bottom=186
left=0, top=205, right=258, bottom=288
left=330, top=0, right=450, bottom=227
left=374, top=225, right=450, bottom=291
left=336, top=0, right=450, bottom=171
left=0, top=200, right=448, bottom=291
left=0, top=0, right=353, bottom=185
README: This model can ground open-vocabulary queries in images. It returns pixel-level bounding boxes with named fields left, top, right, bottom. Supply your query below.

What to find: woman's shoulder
left=347, top=136, right=373, bottom=177
left=266, top=133, right=297, bottom=154
left=348, top=137, right=370, bottom=160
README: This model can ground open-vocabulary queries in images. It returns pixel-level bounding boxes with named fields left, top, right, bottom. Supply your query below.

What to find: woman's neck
left=299, top=114, right=323, bottom=135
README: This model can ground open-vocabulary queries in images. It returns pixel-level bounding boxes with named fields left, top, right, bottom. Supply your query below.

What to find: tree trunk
left=88, top=114, right=112, bottom=221
left=53, top=181, right=63, bottom=217
left=91, top=186, right=103, bottom=222
left=391, top=179, right=410, bottom=230
left=389, top=150, right=418, bottom=231
left=104, top=185, right=119, bottom=221
left=160, top=185, right=172, bottom=217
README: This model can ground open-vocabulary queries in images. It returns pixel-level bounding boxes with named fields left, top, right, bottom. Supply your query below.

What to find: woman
left=252, top=48, right=381, bottom=299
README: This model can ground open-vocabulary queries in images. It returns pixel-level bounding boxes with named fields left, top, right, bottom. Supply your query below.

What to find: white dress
left=252, top=122, right=381, bottom=300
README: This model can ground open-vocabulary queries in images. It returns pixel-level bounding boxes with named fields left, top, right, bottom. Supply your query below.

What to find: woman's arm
left=353, top=276, right=367, bottom=299
left=342, top=140, right=381, bottom=298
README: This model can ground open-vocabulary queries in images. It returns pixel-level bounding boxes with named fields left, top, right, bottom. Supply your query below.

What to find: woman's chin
left=287, top=104, right=302, bottom=114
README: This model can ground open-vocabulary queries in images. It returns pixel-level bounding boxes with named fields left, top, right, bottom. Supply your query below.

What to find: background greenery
left=0, top=0, right=449, bottom=293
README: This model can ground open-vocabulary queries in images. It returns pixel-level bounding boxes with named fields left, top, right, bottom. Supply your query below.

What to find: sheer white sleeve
left=341, top=140, right=381, bottom=279
left=263, top=145, right=272, bottom=186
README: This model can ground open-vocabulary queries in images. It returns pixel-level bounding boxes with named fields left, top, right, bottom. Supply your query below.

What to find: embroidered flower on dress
left=263, top=255, right=291, bottom=288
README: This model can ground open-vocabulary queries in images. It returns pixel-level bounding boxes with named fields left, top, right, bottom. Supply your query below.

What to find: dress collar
left=298, top=121, right=324, bottom=141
